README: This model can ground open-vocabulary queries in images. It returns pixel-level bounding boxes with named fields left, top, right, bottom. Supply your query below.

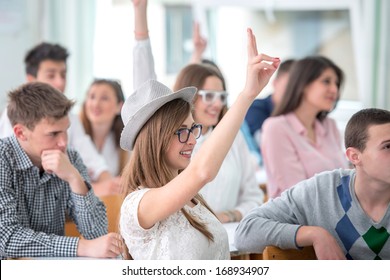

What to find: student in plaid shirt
left=0, top=82, right=122, bottom=259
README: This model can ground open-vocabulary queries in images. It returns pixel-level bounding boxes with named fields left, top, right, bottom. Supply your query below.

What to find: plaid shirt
left=0, top=136, right=108, bottom=259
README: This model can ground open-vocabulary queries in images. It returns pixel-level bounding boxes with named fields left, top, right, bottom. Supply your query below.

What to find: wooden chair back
left=262, top=246, right=317, bottom=260
left=65, top=194, right=123, bottom=237
left=259, top=183, right=268, bottom=203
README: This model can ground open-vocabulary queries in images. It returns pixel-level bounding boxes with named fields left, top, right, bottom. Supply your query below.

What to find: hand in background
left=243, top=28, right=280, bottom=99
left=92, top=175, right=122, bottom=197
left=190, top=22, right=207, bottom=64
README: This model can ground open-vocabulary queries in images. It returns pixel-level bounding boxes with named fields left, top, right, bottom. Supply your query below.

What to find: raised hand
left=133, top=0, right=148, bottom=40
left=244, top=28, right=280, bottom=99
left=190, top=22, right=207, bottom=64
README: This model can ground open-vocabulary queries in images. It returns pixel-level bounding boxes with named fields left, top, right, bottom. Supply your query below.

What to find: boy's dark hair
left=345, top=108, right=390, bottom=151
left=24, top=42, right=69, bottom=77
left=7, top=82, right=74, bottom=130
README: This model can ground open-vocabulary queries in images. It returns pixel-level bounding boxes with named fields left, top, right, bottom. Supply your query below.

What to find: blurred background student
left=0, top=42, right=121, bottom=197
left=261, top=56, right=349, bottom=199
left=80, top=79, right=129, bottom=177
left=245, top=58, right=296, bottom=155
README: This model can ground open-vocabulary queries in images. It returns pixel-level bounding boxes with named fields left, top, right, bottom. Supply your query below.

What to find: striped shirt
left=0, top=136, right=108, bottom=259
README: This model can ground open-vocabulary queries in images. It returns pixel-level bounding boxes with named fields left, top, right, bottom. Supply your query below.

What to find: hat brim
left=120, top=87, right=196, bottom=151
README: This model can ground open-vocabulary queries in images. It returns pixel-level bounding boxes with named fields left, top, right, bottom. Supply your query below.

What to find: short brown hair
left=345, top=108, right=390, bottom=151
left=7, top=82, right=75, bottom=129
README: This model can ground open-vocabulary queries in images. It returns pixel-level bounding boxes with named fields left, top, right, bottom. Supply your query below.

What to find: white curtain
left=42, top=0, right=96, bottom=111
left=372, top=0, right=390, bottom=109
left=362, top=0, right=390, bottom=109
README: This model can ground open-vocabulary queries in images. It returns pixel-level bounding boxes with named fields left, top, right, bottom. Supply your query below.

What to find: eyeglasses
left=197, top=90, right=228, bottom=105
left=174, top=123, right=203, bottom=143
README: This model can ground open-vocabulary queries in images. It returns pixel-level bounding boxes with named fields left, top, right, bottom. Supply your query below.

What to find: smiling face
left=15, top=116, right=70, bottom=167
left=193, top=75, right=225, bottom=133
left=85, top=83, right=122, bottom=127
left=301, top=67, right=339, bottom=113
left=165, top=112, right=197, bottom=172
left=28, top=60, right=67, bottom=93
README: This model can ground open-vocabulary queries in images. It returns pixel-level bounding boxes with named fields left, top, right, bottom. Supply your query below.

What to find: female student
left=261, top=56, right=349, bottom=198
left=80, top=79, right=128, bottom=177
left=130, top=0, right=264, bottom=224
left=119, top=27, right=280, bottom=259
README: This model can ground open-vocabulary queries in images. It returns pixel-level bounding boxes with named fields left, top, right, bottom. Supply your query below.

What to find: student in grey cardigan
left=235, top=108, right=390, bottom=260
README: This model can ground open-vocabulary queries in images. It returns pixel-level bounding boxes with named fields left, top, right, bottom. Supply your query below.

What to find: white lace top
left=120, top=188, right=230, bottom=260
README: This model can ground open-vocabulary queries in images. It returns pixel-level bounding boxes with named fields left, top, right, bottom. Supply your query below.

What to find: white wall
left=0, top=0, right=43, bottom=113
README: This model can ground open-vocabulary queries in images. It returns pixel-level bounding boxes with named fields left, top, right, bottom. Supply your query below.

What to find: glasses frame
left=174, top=123, right=203, bottom=143
left=197, top=90, right=228, bottom=105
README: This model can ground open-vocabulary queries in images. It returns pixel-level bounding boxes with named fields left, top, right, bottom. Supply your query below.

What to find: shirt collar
left=9, top=135, right=35, bottom=171
left=285, top=112, right=326, bottom=137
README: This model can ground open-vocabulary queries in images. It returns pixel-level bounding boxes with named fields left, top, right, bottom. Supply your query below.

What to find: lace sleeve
left=119, top=188, right=160, bottom=257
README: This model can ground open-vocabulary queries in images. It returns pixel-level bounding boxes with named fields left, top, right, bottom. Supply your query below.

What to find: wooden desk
left=263, top=245, right=316, bottom=260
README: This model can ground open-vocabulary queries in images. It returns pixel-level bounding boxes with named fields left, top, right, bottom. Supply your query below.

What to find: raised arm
left=138, top=28, right=280, bottom=229
left=132, top=0, right=156, bottom=89
left=190, top=22, right=207, bottom=64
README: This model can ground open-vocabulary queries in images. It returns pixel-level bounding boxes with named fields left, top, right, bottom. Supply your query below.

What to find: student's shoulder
left=250, top=95, right=272, bottom=109
left=0, top=137, right=21, bottom=171
left=262, top=114, right=289, bottom=131
left=0, top=137, right=18, bottom=158
left=300, top=168, right=354, bottom=190
left=289, top=168, right=354, bottom=199
left=122, top=188, right=150, bottom=208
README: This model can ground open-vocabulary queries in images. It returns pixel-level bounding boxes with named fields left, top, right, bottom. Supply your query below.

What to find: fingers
left=193, top=21, right=200, bottom=37
left=107, top=233, right=123, bottom=258
left=247, top=28, right=258, bottom=58
left=247, top=28, right=280, bottom=70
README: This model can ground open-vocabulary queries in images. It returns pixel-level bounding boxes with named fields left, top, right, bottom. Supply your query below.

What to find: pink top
left=261, top=113, right=349, bottom=198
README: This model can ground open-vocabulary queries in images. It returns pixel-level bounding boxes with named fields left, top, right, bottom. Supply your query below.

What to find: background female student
left=80, top=79, right=129, bottom=177
left=131, top=0, right=264, bottom=224
left=119, top=26, right=280, bottom=259
left=261, top=56, right=349, bottom=199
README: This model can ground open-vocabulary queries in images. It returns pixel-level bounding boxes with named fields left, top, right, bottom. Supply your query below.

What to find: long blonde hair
left=120, top=99, right=216, bottom=259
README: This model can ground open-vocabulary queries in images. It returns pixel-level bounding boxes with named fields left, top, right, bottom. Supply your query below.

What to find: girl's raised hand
left=244, top=28, right=280, bottom=99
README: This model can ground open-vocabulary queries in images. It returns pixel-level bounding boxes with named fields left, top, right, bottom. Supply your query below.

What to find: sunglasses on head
left=197, top=90, right=228, bottom=105
left=174, top=123, right=203, bottom=143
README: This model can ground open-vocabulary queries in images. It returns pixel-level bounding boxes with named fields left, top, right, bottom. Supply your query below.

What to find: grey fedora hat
left=120, top=79, right=197, bottom=151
